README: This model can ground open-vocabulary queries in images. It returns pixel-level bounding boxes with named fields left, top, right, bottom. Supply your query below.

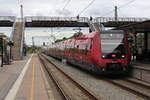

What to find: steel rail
left=39, top=55, right=68, bottom=100
left=39, top=54, right=99, bottom=100
left=39, top=53, right=150, bottom=100
left=105, top=79, right=150, bottom=100
left=125, top=78, right=150, bottom=90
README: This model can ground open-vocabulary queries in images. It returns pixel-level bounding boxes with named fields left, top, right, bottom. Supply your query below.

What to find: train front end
left=97, top=30, right=131, bottom=74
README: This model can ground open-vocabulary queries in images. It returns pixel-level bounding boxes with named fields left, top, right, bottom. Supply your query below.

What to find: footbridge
left=95, top=17, right=150, bottom=27
left=0, top=16, right=15, bottom=27
left=0, top=16, right=150, bottom=60
left=24, top=16, right=150, bottom=27
left=0, top=16, right=149, bottom=27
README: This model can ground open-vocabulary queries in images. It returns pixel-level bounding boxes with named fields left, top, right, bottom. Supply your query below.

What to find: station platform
left=0, top=54, right=54, bottom=100
left=131, top=61, right=150, bottom=70
left=130, top=61, right=150, bottom=83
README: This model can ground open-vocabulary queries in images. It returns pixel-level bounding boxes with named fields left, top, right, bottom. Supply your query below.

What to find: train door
left=84, top=39, right=92, bottom=65
left=80, top=39, right=88, bottom=64
left=74, top=39, right=79, bottom=62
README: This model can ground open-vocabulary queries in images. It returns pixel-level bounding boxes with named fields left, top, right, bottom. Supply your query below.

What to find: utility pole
left=0, top=38, right=3, bottom=67
left=115, top=6, right=118, bottom=21
left=20, top=4, right=23, bottom=22
left=32, top=37, right=34, bottom=53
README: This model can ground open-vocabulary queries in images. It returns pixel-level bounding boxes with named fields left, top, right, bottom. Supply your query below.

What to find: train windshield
left=100, top=31, right=126, bottom=59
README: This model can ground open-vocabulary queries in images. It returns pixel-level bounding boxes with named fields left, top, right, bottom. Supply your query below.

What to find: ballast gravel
left=45, top=55, right=145, bottom=100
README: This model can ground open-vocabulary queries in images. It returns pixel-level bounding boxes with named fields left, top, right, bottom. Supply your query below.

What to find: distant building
left=0, top=33, right=4, bottom=35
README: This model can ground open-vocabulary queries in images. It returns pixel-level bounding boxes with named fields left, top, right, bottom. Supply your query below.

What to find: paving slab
left=15, top=54, right=53, bottom=100
left=0, top=55, right=31, bottom=100
left=130, top=61, right=150, bottom=83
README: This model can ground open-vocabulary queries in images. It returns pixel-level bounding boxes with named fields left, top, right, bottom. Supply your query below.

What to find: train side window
left=74, top=48, right=76, bottom=53
left=82, top=49, right=85, bottom=54
left=90, top=39, right=93, bottom=49
left=85, top=45, right=88, bottom=55
left=70, top=48, right=72, bottom=53
left=77, top=45, right=79, bottom=54
left=82, top=45, right=85, bottom=54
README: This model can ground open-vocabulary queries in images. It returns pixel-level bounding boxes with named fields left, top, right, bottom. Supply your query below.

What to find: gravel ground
left=45, top=55, right=146, bottom=100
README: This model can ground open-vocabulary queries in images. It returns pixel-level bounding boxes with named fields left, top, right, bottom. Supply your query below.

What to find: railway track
left=104, top=78, right=150, bottom=100
left=39, top=54, right=100, bottom=100
left=130, top=63, right=150, bottom=84
left=39, top=54, right=150, bottom=100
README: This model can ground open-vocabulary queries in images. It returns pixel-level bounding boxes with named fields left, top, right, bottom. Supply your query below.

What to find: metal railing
left=0, top=16, right=15, bottom=22
left=25, top=16, right=89, bottom=23
left=15, top=18, right=24, bottom=22
left=0, top=16, right=150, bottom=23
left=96, top=17, right=150, bottom=23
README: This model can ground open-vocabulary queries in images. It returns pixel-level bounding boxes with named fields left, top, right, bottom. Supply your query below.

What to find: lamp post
left=0, top=37, right=3, bottom=67
left=8, top=41, right=14, bottom=61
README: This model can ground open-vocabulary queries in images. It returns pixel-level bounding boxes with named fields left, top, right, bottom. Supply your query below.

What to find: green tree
left=54, top=32, right=83, bottom=43
left=71, top=32, right=83, bottom=38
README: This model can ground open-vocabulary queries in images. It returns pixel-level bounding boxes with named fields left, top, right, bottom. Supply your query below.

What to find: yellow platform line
left=30, top=55, right=35, bottom=100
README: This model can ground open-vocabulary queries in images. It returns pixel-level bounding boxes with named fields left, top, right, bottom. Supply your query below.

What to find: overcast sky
left=0, top=0, right=150, bottom=45
left=0, top=0, right=149, bottom=17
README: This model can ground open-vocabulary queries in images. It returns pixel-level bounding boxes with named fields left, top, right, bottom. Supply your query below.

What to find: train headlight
left=102, top=55, right=105, bottom=59
left=123, top=67, right=126, bottom=71
left=102, top=68, right=105, bottom=71
left=121, top=55, right=125, bottom=58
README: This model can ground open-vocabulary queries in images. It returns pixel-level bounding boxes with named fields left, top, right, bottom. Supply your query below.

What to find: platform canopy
left=116, top=20, right=150, bottom=33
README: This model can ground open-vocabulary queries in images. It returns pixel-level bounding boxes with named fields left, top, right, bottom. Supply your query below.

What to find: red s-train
left=43, top=28, right=131, bottom=74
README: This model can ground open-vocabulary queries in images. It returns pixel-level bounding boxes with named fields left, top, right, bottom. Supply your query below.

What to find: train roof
left=53, top=31, right=98, bottom=46
left=100, top=30, right=124, bottom=34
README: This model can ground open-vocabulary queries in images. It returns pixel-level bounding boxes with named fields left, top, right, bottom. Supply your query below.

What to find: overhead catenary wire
left=78, top=0, right=96, bottom=15
left=118, top=0, right=137, bottom=9
left=58, top=0, right=71, bottom=17
left=62, top=0, right=71, bottom=10
left=101, top=0, right=137, bottom=17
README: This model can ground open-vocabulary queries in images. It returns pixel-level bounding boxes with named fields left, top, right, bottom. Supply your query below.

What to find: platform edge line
left=4, top=54, right=33, bottom=100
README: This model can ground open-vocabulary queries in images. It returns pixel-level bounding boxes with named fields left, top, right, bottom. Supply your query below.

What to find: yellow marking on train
left=30, top=55, right=35, bottom=100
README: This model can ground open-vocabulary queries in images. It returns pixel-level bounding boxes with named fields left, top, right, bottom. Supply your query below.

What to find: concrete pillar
left=133, top=32, right=137, bottom=61
left=144, top=32, right=148, bottom=52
